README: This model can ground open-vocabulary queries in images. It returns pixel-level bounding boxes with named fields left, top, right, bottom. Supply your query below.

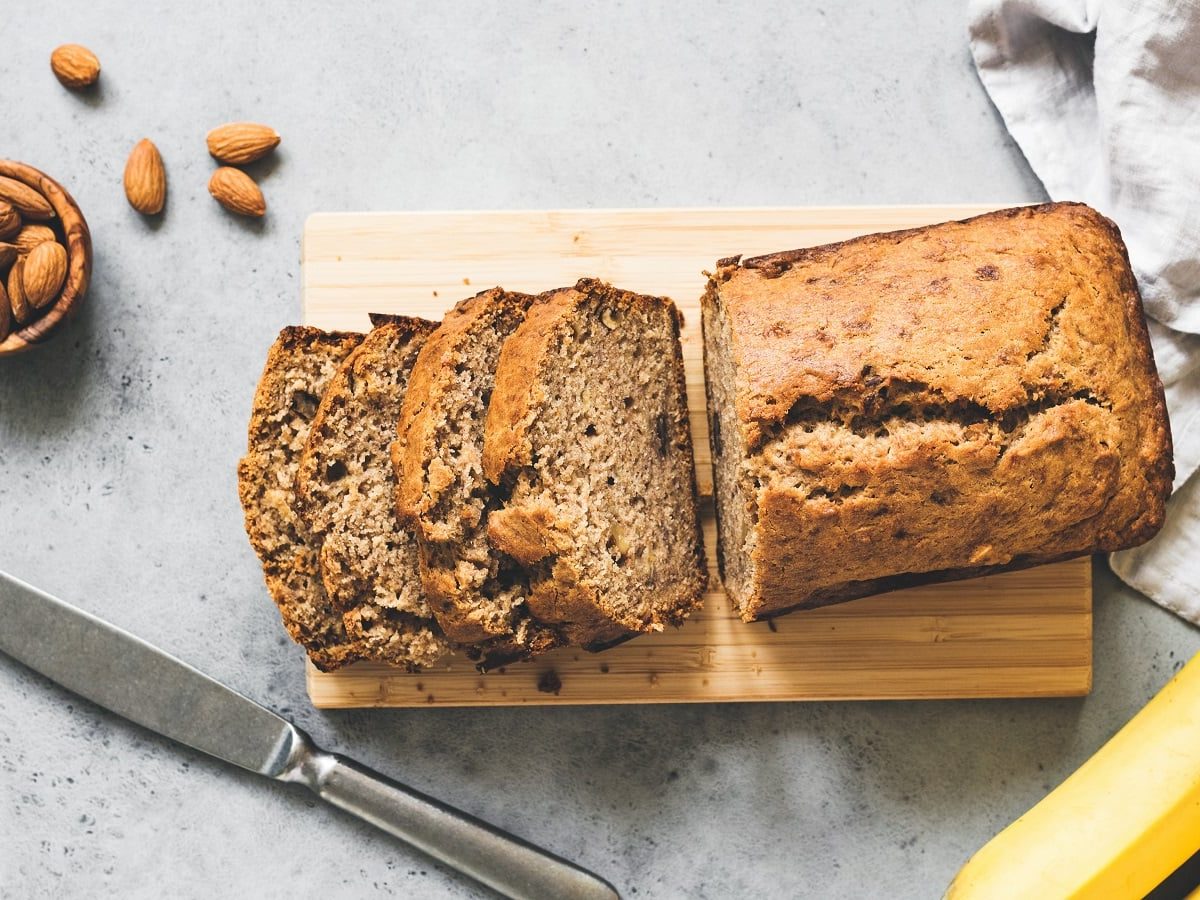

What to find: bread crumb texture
left=484, top=279, right=707, bottom=647
left=395, top=289, right=563, bottom=667
left=296, top=317, right=452, bottom=670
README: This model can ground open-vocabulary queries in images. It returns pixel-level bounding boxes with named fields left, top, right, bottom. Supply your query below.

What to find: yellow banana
left=946, top=652, right=1200, bottom=899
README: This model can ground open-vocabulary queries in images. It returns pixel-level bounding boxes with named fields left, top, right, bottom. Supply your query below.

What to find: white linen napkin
left=968, top=0, right=1200, bottom=623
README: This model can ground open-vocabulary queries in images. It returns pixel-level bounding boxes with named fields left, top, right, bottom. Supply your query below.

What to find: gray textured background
left=2, top=2, right=1197, bottom=898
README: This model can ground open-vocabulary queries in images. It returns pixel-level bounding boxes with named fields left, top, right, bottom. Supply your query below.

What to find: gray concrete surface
left=2, top=2, right=1197, bottom=897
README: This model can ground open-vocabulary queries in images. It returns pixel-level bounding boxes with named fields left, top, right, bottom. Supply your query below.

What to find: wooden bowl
left=0, top=160, right=92, bottom=356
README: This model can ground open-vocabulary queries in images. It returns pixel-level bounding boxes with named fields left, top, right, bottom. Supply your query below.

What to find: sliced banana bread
left=702, top=202, right=1173, bottom=620
left=482, top=278, right=707, bottom=646
left=238, top=326, right=363, bottom=671
left=295, top=314, right=451, bottom=670
left=395, top=289, right=562, bottom=668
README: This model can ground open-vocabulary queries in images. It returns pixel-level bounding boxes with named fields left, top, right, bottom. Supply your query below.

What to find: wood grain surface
left=302, top=205, right=1092, bottom=706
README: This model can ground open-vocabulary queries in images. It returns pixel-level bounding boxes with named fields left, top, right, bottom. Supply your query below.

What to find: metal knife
left=0, top=570, right=618, bottom=900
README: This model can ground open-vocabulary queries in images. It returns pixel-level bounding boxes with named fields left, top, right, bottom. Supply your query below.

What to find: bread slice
left=295, top=314, right=451, bottom=670
left=482, top=278, right=707, bottom=646
left=237, top=326, right=363, bottom=671
left=395, top=289, right=561, bottom=668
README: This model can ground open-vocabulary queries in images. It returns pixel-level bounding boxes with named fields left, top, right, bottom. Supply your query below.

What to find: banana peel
left=947, top=652, right=1200, bottom=899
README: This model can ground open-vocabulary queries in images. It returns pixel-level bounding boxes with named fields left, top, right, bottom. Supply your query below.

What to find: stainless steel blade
left=0, top=570, right=620, bottom=898
left=0, top=570, right=297, bottom=776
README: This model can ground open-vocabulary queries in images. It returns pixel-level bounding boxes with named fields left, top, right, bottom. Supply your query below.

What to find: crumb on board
left=537, top=669, right=563, bottom=695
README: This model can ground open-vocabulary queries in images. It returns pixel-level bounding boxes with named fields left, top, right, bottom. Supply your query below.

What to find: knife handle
left=278, top=730, right=619, bottom=900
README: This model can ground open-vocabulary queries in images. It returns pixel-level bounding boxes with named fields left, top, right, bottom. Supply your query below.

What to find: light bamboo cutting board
left=302, top=206, right=1092, bottom=707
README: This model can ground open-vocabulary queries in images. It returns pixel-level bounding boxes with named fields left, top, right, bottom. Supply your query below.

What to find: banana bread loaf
left=483, top=278, right=707, bottom=646
left=295, top=315, right=451, bottom=670
left=237, top=326, right=364, bottom=670
left=702, top=202, right=1173, bottom=620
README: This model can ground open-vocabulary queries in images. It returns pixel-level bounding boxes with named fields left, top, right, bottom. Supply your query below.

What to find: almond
left=206, top=122, right=281, bottom=165
left=208, top=167, right=266, bottom=217
left=0, top=177, right=54, bottom=221
left=23, top=240, right=68, bottom=310
left=0, top=201, right=20, bottom=241
left=50, top=44, right=101, bottom=89
left=0, top=243, right=17, bottom=270
left=7, top=259, right=31, bottom=325
left=124, top=139, right=167, bottom=215
left=0, top=279, right=10, bottom=342
left=14, top=225, right=57, bottom=255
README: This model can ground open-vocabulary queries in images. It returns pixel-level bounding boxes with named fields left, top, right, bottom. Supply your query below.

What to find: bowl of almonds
left=0, top=159, right=92, bottom=356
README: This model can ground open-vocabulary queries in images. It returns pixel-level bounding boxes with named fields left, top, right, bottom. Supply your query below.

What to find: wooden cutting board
left=302, top=206, right=1092, bottom=707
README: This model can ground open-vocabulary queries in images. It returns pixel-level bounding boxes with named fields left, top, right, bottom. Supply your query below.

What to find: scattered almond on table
left=50, top=44, right=101, bottom=89
left=207, top=123, right=281, bottom=165
left=208, top=167, right=266, bottom=218
left=44, top=41, right=281, bottom=227
left=123, top=139, right=167, bottom=215
left=205, top=122, right=278, bottom=218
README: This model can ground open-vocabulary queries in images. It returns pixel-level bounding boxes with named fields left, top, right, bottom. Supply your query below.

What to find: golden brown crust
left=479, top=288, right=567, bottom=483
left=237, top=326, right=364, bottom=670
left=707, top=202, right=1173, bottom=619
left=486, top=499, right=573, bottom=565
left=484, top=278, right=707, bottom=644
left=483, top=283, right=607, bottom=640
left=396, top=288, right=531, bottom=525
left=394, top=287, right=567, bottom=662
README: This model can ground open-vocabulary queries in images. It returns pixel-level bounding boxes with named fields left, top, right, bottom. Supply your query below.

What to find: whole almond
left=0, top=279, right=10, bottom=342
left=50, top=44, right=101, bottom=88
left=206, top=122, right=281, bottom=165
left=0, top=243, right=18, bottom=270
left=7, top=259, right=31, bottom=325
left=0, top=177, right=55, bottom=221
left=14, top=225, right=57, bottom=255
left=23, top=241, right=68, bottom=310
left=0, top=202, right=20, bottom=241
left=208, top=167, right=266, bottom=217
left=124, top=139, right=167, bottom=215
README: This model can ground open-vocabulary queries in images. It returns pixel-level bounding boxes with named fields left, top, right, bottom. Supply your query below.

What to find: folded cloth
left=969, top=0, right=1200, bottom=623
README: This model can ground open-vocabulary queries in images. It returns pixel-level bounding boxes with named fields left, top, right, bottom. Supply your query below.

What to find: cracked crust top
left=705, top=202, right=1173, bottom=618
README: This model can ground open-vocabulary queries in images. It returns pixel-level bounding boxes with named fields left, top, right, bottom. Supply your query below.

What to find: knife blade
left=0, top=570, right=619, bottom=900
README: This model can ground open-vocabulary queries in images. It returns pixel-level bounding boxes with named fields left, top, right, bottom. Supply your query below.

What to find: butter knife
left=0, top=570, right=618, bottom=900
